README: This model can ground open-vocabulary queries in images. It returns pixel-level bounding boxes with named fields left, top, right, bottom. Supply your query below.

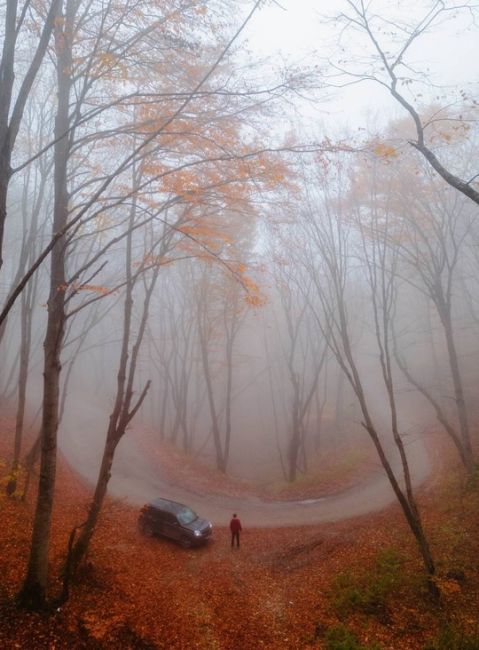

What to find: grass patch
left=324, top=624, right=382, bottom=650
left=423, top=624, right=479, bottom=649
left=331, top=548, right=406, bottom=623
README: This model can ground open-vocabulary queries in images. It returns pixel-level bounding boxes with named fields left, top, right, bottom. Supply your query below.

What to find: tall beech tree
left=18, top=0, right=75, bottom=607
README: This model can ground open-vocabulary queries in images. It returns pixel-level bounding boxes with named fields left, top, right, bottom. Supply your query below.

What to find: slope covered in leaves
left=0, top=414, right=478, bottom=649
left=134, top=427, right=379, bottom=502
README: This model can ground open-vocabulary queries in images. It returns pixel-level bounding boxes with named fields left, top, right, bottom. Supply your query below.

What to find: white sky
left=243, top=0, right=479, bottom=132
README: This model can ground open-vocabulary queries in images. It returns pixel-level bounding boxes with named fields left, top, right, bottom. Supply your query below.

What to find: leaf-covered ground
left=135, top=427, right=379, bottom=502
left=1, top=415, right=478, bottom=649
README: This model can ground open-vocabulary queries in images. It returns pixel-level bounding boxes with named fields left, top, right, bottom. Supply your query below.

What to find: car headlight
left=194, top=529, right=202, bottom=537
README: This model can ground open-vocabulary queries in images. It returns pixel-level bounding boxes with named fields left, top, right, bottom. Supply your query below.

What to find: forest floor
left=134, top=429, right=380, bottom=503
left=0, top=415, right=479, bottom=649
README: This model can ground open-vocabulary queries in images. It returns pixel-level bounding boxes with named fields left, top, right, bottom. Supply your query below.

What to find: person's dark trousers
left=231, top=532, right=240, bottom=548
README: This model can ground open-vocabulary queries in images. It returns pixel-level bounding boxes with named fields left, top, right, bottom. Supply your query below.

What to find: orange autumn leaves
left=1, top=417, right=479, bottom=650
left=131, top=108, right=289, bottom=306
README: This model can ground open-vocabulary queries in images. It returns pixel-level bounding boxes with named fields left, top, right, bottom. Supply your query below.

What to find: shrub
left=331, top=548, right=405, bottom=622
left=0, top=459, right=26, bottom=498
left=324, top=624, right=381, bottom=650
left=424, top=625, right=479, bottom=649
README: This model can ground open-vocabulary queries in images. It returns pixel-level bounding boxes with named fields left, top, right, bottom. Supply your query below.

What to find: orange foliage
left=242, top=276, right=266, bottom=307
left=372, top=142, right=398, bottom=159
left=74, top=283, right=112, bottom=295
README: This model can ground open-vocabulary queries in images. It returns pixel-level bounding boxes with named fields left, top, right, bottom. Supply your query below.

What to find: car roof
left=149, top=498, right=191, bottom=514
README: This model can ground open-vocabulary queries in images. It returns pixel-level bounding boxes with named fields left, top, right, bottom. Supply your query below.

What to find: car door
left=160, top=511, right=181, bottom=542
left=149, top=508, right=164, bottom=536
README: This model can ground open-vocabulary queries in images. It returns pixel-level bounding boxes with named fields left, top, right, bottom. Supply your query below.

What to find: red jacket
left=230, top=517, right=242, bottom=533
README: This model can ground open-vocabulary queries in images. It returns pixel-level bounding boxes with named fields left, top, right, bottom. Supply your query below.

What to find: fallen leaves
left=0, top=416, right=478, bottom=649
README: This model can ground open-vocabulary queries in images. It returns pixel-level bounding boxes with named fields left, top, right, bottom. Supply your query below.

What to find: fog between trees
left=0, top=0, right=478, bottom=608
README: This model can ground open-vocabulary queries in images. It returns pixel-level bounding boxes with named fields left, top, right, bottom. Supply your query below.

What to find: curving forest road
left=61, top=408, right=431, bottom=527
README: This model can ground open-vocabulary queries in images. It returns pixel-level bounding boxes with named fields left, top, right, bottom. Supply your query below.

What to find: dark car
left=138, top=498, right=213, bottom=548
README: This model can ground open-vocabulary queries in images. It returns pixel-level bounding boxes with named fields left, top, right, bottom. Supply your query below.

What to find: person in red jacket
left=229, top=513, right=242, bottom=548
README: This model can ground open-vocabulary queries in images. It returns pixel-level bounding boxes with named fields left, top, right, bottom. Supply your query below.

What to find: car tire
left=139, top=519, right=154, bottom=537
left=179, top=535, right=192, bottom=549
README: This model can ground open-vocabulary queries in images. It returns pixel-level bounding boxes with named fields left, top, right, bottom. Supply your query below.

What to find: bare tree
left=330, top=0, right=479, bottom=206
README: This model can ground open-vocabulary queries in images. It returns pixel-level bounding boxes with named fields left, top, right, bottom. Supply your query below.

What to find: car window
left=150, top=508, right=163, bottom=520
left=176, top=506, right=197, bottom=525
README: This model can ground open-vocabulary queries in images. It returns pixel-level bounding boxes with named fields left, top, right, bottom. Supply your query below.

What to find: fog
left=4, top=147, right=478, bottom=502
left=1, top=0, right=478, bottom=533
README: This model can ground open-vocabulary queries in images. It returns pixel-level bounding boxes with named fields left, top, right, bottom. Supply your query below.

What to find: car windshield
left=176, top=506, right=197, bottom=525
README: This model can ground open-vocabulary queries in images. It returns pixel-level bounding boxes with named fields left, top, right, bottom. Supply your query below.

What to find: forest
left=0, top=0, right=478, bottom=648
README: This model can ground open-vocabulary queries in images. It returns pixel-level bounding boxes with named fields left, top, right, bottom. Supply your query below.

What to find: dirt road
left=60, top=407, right=430, bottom=526
left=108, top=435, right=430, bottom=526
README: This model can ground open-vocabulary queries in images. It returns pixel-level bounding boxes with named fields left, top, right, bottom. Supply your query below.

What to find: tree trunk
left=440, top=305, right=475, bottom=473
left=223, top=335, right=234, bottom=467
left=158, top=374, right=169, bottom=440
left=17, top=276, right=67, bottom=600
left=339, top=299, right=437, bottom=582
left=18, top=2, right=71, bottom=609
left=21, top=432, right=42, bottom=501
left=66, top=432, right=118, bottom=577
left=6, top=290, right=33, bottom=495
left=288, top=382, right=301, bottom=482
left=0, top=172, right=10, bottom=273
left=0, top=0, right=16, bottom=272
left=199, top=329, right=226, bottom=472
left=334, top=368, right=345, bottom=437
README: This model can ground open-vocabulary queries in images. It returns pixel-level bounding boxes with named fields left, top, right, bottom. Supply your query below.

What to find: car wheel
left=179, top=535, right=192, bottom=549
left=139, top=519, right=154, bottom=537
